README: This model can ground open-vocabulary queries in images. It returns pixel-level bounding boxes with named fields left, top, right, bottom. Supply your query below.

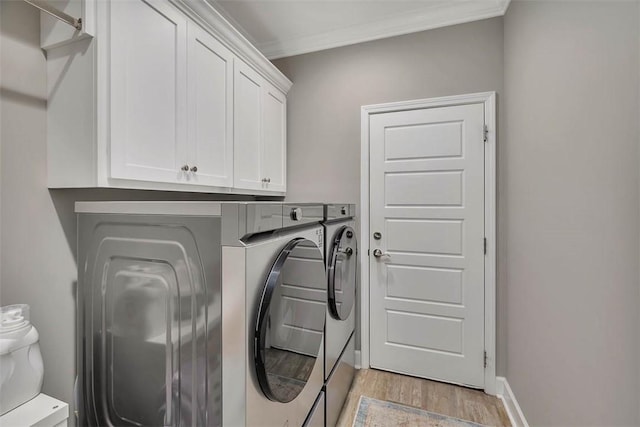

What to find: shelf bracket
left=23, top=0, right=82, bottom=30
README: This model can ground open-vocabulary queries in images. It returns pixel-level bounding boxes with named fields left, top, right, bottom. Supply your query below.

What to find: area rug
left=353, top=396, right=488, bottom=427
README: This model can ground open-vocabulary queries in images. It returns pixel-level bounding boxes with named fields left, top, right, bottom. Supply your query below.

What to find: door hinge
left=483, top=124, right=488, bottom=142
left=483, top=238, right=487, bottom=255
left=484, top=351, right=488, bottom=368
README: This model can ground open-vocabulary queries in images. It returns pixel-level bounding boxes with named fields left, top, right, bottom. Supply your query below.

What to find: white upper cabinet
left=187, top=23, right=234, bottom=188
left=261, top=82, right=287, bottom=192
left=43, top=0, right=291, bottom=195
left=110, top=0, right=188, bottom=184
left=234, top=61, right=264, bottom=191
left=234, top=62, right=287, bottom=193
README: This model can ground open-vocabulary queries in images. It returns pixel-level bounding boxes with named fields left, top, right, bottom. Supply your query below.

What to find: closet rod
left=23, top=0, right=82, bottom=30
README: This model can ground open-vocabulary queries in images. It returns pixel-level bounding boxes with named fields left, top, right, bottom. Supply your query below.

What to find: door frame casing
left=359, top=92, right=497, bottom=395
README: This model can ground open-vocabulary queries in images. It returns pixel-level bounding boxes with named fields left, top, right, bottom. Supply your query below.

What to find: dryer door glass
left=328, top=226, right=357, bottom=321
left=255, top=238, right=326, bottom=403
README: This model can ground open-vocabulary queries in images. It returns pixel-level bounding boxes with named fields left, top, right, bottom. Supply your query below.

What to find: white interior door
left=369, top=103, right=486, bottom=387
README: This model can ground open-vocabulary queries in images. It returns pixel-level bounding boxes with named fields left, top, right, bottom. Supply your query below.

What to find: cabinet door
left=233, top=61, right=264, bottom=191
left=187, top=24, right=234, bottom=188
left=261, top=83, right=286, bottom=192
left=110, top=0, right=188, bottom=183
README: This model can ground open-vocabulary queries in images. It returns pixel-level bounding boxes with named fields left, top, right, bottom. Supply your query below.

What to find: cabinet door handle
left=266, top=178, right=271, bottom=183
left=181, top=165, right=189, bottom=172
left=190, top=166, right=198, bottom=173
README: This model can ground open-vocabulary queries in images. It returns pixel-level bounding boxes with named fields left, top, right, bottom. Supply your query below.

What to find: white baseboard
left=355, top=350, right=362, bottom=369
left=496, top=377, right=529, bottom=427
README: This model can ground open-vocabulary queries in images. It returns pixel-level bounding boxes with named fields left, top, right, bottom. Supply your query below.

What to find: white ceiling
left=210, top=0, right=511, bottom=59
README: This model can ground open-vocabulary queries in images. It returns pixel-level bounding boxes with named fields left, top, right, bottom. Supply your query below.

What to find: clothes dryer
left=323, top=204, right=357, bottom=427
left=223, top=203, right=327, bottom=427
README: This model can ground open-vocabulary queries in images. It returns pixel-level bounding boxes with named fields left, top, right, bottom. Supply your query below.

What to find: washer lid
left=328, top=226, right=357, bottom=321
left=255, top=237, right=326, bottom=403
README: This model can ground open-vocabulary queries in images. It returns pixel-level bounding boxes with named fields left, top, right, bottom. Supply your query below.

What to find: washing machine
left=222, top=203, right=327, bottom=427
left=323, top=204, right=357, bottom=427
left=75, top=201, right=326, bottom=427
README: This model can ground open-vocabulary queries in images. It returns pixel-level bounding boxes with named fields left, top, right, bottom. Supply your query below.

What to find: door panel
left=262, top=84, right=286, bottom=192
left=386, top=310, right=463, bottom=354
left=369, top=103, right=485, bottom=387
left=187, top=24, right=234, bottom=187
left=110, top=0, right=187, bottom=183
left=233, top=61, right=263, bottom=190
left=386, top=265, right=463, bottom=305
left=385, top=171, right=463, bottom=206
left=384, top=121, right=463, bottom=160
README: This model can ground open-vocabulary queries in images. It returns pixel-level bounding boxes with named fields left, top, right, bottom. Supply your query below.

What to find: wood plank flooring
left=337, top=369, right=511, bottom=426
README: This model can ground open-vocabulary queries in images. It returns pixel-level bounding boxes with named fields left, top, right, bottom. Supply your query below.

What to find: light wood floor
left=336, top=369, right=511, bottom=427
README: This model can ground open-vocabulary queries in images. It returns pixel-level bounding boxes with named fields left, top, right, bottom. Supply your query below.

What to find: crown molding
left=205, top=0, right=259, bottom=47
left=259, top=0, right=511, bottom=60
left=172, top=0, right=292, bottom=93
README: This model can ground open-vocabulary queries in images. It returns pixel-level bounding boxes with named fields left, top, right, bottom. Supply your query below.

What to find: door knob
left=373, top=249, right=387, bottom=258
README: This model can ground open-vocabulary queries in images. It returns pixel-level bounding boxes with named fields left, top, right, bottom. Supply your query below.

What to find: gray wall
left=503, top=1, right=639, bottom=425
left=274, top=17, right=507, bottom=372
left=276, top=4, right=640, bottom=424
left=0, top=2, right=255, bottom=421
left=1, top=0, right=75, bottom=410
left=274, top=17, right=504, bottom=203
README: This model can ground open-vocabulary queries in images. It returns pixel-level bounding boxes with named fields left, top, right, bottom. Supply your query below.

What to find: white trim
left=360, top=91, right=497, bottom=394
left=258, top=0, right=511, bottom=60
left=170, top=0, right=292, bottom=93
left=75, top=201, right=222, bottom=215
left=204, top=0, right=259, bottom=47
left=354, top=350, right=362, bottom=370
left=483, top=92, right=497, bottom=395
left=73, top=200, right=285, bottom=215
left=359, top=106, right=371, bottom=371
left=496, top=377, right=529, bottom=427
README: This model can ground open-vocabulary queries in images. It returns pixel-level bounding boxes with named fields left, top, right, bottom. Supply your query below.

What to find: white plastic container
left=0, top=304, right=44, bottom=415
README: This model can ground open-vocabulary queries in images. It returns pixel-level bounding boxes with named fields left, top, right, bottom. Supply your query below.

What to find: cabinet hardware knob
left=261, top=178, right=267, bottom=183
left=267, top=178, right=271, bottom=183
left=181, top=165, right=189, bottom=172
left=190, top=166, right=198, bottom=173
